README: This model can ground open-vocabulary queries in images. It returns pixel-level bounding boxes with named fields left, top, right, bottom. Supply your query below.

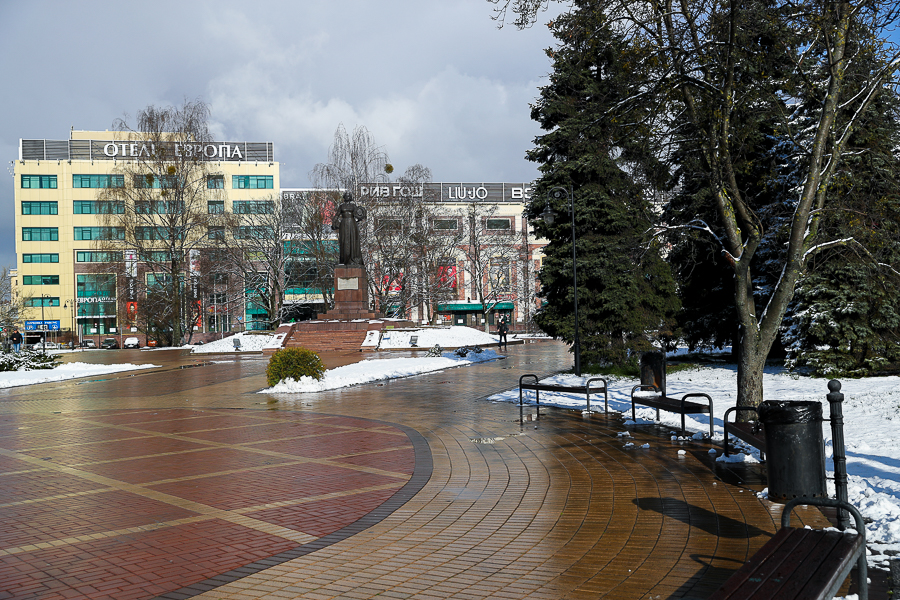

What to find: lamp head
left=541, top=203, right=556, bottom=225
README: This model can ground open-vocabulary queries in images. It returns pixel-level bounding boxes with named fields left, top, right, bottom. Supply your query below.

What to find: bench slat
left=726, top=422, right=766, bottom=452
left=710, top=528, right=863, bottom=600
left=709, top=529, right=806, bottom=599
left=636, top=396, right=710, bottom=413
left=748, top=529, right=844, bottom=599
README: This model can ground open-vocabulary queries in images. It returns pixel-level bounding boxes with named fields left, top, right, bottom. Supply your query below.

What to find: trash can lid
left=758, top=400, right=823, bottom=424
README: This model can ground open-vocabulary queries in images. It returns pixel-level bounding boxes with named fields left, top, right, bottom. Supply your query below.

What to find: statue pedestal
left=267, top=265, right=416, bottom=354
left=318, top=266, right=378, bottom=320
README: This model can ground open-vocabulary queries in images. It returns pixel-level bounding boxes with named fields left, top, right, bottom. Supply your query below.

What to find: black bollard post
left=827, top=379, right=851, bottom=531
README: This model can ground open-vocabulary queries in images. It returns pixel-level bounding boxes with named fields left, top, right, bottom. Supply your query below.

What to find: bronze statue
left=332, top=192, right=367, bottom=265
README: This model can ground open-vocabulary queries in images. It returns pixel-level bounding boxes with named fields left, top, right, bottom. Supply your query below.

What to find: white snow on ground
left=190, top=332, right=277, bottom=353
left=371, top=326, right=499, bottom=349
left=488, top=364, right=900, bottom=572
left=0, top=362, right=157, bottom=388
left=265, top=348, right=503, bottom=393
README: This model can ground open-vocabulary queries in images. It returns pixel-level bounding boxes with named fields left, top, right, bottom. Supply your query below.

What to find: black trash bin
left=757, top=400, right=827, bottom=502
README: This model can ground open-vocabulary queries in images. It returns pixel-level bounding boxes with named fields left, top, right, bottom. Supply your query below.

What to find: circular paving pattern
left=0, top=408, right=424, bottom=600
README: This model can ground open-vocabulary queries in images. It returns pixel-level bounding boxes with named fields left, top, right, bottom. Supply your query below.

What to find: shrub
left=266, top=347, right=326, bottom=387
left=0, top=350, right=60, bottom=372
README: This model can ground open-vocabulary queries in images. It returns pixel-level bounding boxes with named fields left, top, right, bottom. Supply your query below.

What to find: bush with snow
left=0, top=350, right=60, bottom=372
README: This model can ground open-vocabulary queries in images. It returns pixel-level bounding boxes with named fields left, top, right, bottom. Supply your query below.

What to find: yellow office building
left=13, top=130, right=279, bottom=345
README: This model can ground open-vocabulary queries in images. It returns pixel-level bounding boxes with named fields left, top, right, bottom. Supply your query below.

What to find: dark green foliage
left=527, top=3, right=680, bottom=366
left=0, top=350, right=60, bottom=372
left=266, top=347, right=326, bottom=386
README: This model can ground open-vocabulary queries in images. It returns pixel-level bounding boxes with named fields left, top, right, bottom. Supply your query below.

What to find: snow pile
left=0, top=362, right=158, bottom=389
left=366, top=326, right=499, bottom=349
left=190, top=332, right=275, bottom=353
left=264, top=349, right=502, bottom=393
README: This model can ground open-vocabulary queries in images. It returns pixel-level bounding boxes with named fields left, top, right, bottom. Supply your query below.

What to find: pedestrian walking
left=497, top=317, right=509, bottom=351
left=10, top=329, right=23, bottom=353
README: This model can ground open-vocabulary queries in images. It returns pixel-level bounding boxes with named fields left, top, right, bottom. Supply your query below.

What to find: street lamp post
left=39, top=294, right=48, bottom=354
left=541, top=186, right=581, bottom=376
left=63, top=300, right=78, bottom=348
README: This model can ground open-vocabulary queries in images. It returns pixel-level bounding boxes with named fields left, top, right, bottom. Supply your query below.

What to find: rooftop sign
left=356, top=182, right=533, bottom=203
left=20, top=139, right=274, bottom=162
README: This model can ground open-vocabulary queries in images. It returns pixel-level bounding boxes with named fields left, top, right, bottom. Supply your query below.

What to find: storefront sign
left=357, top=182, right=533, bottom=204
left=77, top=297, right=116, bottom=304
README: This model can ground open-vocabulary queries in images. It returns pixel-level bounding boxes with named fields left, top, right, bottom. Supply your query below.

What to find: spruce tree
left=528, top=3, right=679, bottom=368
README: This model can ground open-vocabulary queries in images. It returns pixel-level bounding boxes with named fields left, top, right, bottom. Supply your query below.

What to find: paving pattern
left=0, top=344, right=865, bottom=599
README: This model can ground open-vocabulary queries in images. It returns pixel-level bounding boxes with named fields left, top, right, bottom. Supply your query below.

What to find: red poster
left=126, top=302, right=138, bottom=323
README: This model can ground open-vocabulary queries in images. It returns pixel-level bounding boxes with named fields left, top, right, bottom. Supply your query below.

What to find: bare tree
left=457, top=202, right=521, bottom=332
left=310, top=124, right=391, bottom=193
left=94, top=100, right=224, bottom=344
left=0, top=267, right=31, bottom=345
left=284, top=190, right=340, bottom=309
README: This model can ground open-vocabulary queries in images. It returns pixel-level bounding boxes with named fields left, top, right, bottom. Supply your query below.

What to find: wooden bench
left=518, top=374, right=609, bottom=416
left=723, top=406, right=766, bottom=460
left=710, top=497, right=867, bottom=600
left=630, top=351, right=713, bottom=436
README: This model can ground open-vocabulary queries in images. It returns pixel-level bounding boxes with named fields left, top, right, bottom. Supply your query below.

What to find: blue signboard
left=24, top=320, right=60, bottom=332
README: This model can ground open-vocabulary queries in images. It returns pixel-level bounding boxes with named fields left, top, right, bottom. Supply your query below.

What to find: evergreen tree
left=528, top=3, right=679, bottom=368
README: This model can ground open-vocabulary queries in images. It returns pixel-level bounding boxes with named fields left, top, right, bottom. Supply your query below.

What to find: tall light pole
left=39, top=294, right=48, bottom=354
left=63, top=299, right=77, bottom=348
left=541, top=186, right=581, bottom=376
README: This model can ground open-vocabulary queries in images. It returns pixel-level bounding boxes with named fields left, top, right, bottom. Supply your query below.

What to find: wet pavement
left=0, top=343, right=858, bottom=599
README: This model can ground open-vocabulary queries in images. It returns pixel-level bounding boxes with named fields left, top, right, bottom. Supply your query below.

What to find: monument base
left=317, top=265, right=378, bottom=320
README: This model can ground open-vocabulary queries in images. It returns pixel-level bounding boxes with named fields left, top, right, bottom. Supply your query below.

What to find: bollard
left=827, top=379, right=851, bottom=530
left=758, top=400, right=827, bottom=502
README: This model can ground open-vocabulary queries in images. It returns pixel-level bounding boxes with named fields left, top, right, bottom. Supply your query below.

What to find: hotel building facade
left=13, top=130, right=278, bottom=345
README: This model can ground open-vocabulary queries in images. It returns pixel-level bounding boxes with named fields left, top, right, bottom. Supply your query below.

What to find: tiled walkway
left=0, top=344, right=859, bottom=599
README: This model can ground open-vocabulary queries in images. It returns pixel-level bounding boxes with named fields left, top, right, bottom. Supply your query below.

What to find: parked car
left=147, top=339, right=158, bottom=347
left=80, top=339, right=97, bottom=348
left=123, top=337, right=140, bottom=349
left=100, top=338, right=119, bottom=349
left=31, top=341, right=59, bottom=350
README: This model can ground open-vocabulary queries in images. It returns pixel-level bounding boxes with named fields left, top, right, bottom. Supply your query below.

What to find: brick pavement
left=0, top=343, right=863, bottom=599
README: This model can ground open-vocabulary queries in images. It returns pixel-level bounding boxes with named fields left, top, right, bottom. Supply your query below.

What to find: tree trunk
left=736, top=332, right=766, bottom=411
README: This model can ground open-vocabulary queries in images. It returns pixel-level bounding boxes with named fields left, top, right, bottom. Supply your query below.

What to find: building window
left=486, top=218, right=512, bottom=230
left=74, top=200, right=125, bottom=214
left=433, top=218, right=458, bottom=231
left=21, top=175, right=57, bottom=189
left=136, top=200, right=183, bottom=214
left=235, top=226, right=273, bottom=239
left=73, top=174, right=125, bottom=188
left=22, top=227, right=58, bottom=241
left=209, top=292, right=227, bottom=305
left=140, top=251, right=173, bottom=263
left=208, top=226, right=225, bottom=241
left=232, top=175, right=273, bottom=189
left=22, top=253, right=58, bottom=263
left=22, top=201, right=57, bottom=215
left=211, top=273, right=228, bottom=285
left=77, top=251, right=123, bottom=263
left=23, top=275, right=60, bottom=285
left=136, top=226, right=173, bottom=241
left=74, top=227, right=124, bottom=241
left=76, top=274, right=116, bottom=317
left=26, top=297, right=60, bottom=307
left=208, top=201, right=224, bottom=214
left=377, top=218, right=403, bottom=231
left=233, top=200, right=275, bottom=214
left=207, top=175, right=225, bottom=189
left=134, top=174, right=178, bottom=189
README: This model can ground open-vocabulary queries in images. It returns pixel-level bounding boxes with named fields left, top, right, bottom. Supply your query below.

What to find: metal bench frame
left=518, top=374, right=609, bottom=420
left=723, top=406, right=766, bottom=459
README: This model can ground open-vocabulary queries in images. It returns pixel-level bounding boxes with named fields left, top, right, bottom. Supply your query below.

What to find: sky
left=0, top=0, right=565, bottom=269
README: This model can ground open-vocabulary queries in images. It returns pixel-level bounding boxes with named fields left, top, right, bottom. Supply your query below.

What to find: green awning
left=437, top=302, right=514, bottom=312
